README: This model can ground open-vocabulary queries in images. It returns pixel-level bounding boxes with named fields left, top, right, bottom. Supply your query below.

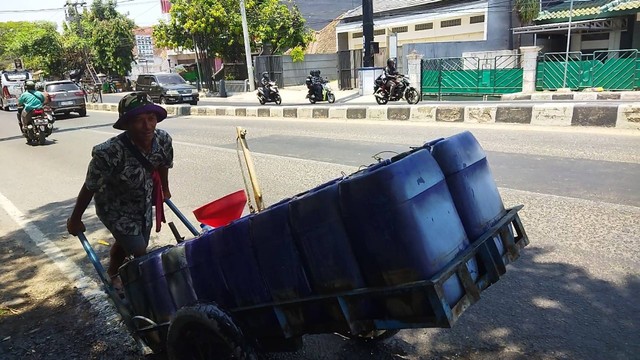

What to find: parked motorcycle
left=17, top=107, right=54, bottom=145
left=374, top=74, right=420, bottom=105
left=257, top=81, right=282, bottom=105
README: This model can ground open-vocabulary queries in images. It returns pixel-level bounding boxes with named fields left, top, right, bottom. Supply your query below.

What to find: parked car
left=135, top=73, right=199, bottom=105
left=45, top=80, right=87, bottom=117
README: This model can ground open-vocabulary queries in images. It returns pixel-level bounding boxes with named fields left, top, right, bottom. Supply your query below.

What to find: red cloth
left=151, top=170, right=165, bottom=232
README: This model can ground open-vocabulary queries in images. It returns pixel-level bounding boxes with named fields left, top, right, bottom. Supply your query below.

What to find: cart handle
left=164, top=198, right=200, bottom=236
left=77, top=232, right=111, bottom=289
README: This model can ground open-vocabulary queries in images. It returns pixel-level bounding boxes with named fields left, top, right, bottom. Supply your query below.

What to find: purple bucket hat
left=113, top=92, right=167, bottom=130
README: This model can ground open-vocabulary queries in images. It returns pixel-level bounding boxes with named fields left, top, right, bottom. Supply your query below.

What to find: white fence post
left=520, top=46, right=541, bottom=93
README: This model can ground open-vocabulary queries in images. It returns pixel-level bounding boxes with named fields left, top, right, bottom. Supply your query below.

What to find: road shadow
left=336, top=93, right=363, bottom=104
left=265, top=247, right=638, bottom=359
left=0, top=198, right=142, bottom=359
left=53, top=122, right=114, bottom=135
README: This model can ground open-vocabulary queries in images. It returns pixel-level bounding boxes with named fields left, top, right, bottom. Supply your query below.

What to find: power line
left=0, top=0, right=159, bottom=15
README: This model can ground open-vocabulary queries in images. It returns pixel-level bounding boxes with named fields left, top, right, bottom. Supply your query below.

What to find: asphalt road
left=0, top=110, right=638, bottom=359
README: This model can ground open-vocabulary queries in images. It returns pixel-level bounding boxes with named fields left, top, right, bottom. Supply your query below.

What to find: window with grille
left=352, top=32, right=363, bottom=38
left=470, top=15, right=485, bottom=24
left=415, top=23, right=433, bottom=31
left=391, top=26, right=408, bottom=33
left=374, top=29, right=386, bottom=36
left=441, top=19, right=462, bottom=28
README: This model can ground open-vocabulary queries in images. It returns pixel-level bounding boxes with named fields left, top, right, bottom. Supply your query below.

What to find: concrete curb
left=84, top=103, right=640, bottom=129
left=502, top=91, right=640, bottom=102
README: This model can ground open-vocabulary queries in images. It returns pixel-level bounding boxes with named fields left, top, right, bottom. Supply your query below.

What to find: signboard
left=160, top=0, right=172, bottom=13
left=14, top=59, right=23, bottom=71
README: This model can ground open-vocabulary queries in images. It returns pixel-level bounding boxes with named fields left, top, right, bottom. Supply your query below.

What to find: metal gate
left=337, top=50, right=362, bottom=90
left=537, top=50, right=640, bottom=91
left=421, top=54, right=523, bottom=96
left=254, top=55, right=284, bottom=88
left=338, top=51, right=352, bottom=90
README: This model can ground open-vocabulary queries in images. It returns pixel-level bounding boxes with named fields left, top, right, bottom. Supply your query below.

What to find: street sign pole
left=362, top=0, right=374, bottom=67
left=562, top=0, right=575, bottom=89
left=240, top=0, right=255, bottom=91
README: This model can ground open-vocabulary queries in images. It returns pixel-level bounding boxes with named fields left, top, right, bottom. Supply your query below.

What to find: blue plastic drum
left=213, top=216, right=272, bottom=307
left=250, top=199, right=312, bottom=301
left=429, top=131, right=506, bottom=256
left=183, top=230, right=236, bottom=308
left=138, top=248, right=176, bottom=323
left=339, top=149, right=475, bottom=306
left=119, top=246, right=172, bottom=320
left=289, top=178, right=365, bottom=294
left=161, top=245, right=197, bottom=309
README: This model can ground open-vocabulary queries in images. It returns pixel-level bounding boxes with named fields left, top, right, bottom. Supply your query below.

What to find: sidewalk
left=201, top=80, right=373, bottom=104
left=501, top=90, right=640, bottom=101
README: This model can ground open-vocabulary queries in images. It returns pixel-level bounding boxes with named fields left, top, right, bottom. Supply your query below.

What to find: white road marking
left=0, top=190, right=123, bottom=323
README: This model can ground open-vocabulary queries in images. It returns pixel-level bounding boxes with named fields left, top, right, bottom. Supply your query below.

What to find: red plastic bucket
left=193, top=190, right=248, bottom=227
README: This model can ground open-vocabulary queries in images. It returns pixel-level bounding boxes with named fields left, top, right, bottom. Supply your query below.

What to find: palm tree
left=515, top=0, right=540, bottom=25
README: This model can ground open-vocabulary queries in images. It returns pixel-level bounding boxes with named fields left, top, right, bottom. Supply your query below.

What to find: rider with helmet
left=382, top=58, right=400, bottom=98
left=18, top=80, right=45, bottom=131
left=260, top=72, right=272, bottom=100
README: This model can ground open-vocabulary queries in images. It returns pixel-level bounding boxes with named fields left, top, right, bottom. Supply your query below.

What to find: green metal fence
left=537, top=50, right=640, bottom=91
left=421, top=55, right=523, bottom=96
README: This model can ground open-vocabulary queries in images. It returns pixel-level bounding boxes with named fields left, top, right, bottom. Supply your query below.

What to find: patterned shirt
left=85, top=129, right=174, bottom=236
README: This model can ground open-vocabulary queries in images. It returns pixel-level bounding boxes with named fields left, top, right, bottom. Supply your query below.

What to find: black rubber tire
left=167, top=303, right=258, bottom=360
left=78, top=109, right=87, bottom=117
left=274, top=94, right=282, bottom=105
left=343, top=329, right=400, bottom=343
left=327, top=93, right=336, bottom=103
left=405, top=88, right=420, bottom=105
left=258, top=97, right=265, bottom=105
left=38, top=132, right=46, bottom=145
left=375, top=95, right=388, bottom=105
left=308, top=97, right=316, bottom=104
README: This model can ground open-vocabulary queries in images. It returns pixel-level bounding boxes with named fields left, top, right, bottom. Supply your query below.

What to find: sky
left=0, top=0, right=167, bottom=31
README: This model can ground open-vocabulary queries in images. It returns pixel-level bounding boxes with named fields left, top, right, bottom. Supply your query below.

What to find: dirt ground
left=0, top=230, right=143, bottom=360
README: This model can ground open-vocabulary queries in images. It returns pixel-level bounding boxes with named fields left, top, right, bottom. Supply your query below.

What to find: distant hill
left=293, top=0, right=359, bottom=30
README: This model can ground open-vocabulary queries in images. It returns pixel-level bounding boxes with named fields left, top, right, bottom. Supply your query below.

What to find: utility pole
left=562, top=0, right=575, bottom=89
left=362, top=0, right=374, bottom=67
left=240, top=0, right=255, bottom=91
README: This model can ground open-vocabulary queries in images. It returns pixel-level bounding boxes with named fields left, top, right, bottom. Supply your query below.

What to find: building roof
left=304, top=16, right=342, bottom=54
left=342, top=0, right=449, bottom=20
left=133, top=26, right=154, bottom=36
left=537, top=0, right=640, bottom=21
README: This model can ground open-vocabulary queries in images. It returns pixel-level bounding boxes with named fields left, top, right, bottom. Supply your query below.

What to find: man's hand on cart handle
left=66, top=217, right=86, bottom=236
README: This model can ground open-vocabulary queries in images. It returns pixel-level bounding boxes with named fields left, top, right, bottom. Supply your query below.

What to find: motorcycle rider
left=18, top=80, right=45, bottom=131
left=312, top=70, right=324, bottom=100
left=36, top=82, right=51, bottom=105
left=305, top=70, right=323, bottom=100
left=260, top=72, right=272, bottom=100
left=381, top=58, right=400, bottom=98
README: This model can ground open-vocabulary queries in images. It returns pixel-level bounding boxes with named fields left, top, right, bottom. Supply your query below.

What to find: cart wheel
left=166, top=303, right=257, bottom=360
left=344, top=329, right=400, bottom=343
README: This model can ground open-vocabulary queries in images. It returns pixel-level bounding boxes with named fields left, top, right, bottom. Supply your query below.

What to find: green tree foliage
left=515, top=0, right=540, bottom=25
left=252, top=0, right=312, bottom=55
left=153, top=0, right=312, bottom=59
left=63, top=0, right=136, bottom=76
left=289, top=46, right=305, bottom=62
left=0, top=21, right=63, bottom=77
